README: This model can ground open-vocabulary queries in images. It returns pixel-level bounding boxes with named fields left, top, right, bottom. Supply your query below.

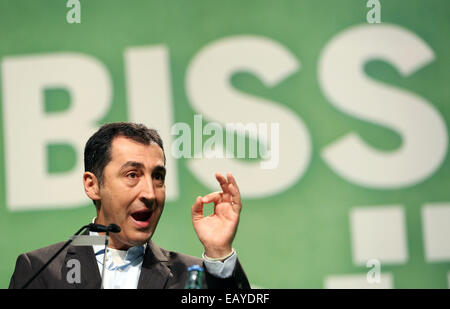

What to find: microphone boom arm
left=21, top=223, right=121, bottom=289
left=21, top=224, right=91, bottom=289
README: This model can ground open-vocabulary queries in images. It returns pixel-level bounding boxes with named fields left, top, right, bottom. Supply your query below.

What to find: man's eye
left=154, top=173, right=165, bottom=181
left=127, top=172, right=138, bottom=179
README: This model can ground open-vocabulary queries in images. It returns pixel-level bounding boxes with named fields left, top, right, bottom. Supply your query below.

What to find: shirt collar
left=90, top=230, right=146, bottom=271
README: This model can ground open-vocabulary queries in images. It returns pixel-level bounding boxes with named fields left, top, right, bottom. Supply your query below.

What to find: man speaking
left=9, top=122, right=250, bottom=289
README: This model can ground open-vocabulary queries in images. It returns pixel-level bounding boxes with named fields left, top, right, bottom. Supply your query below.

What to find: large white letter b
left=2, top=53, right=111, bottom=211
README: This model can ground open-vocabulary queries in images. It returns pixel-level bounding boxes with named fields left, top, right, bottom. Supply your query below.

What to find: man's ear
left=83, top=172, right=101, bottom=202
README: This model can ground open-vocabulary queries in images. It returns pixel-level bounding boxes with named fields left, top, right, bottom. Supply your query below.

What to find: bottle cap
left=187, top=265, right=203, bottom=272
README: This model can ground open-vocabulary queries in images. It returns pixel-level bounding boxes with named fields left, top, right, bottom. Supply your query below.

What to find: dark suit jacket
left=9, top=237, right=250, bottom=289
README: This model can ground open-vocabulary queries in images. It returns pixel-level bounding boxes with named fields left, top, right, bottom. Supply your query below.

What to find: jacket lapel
left=137, top=240, right=171, bottom=289
left=62, top=233, right=171, bottom=289
left=63, top=231, right=102, bottom=289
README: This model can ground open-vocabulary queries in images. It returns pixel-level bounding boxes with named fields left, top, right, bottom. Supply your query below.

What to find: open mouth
left=131, top=209, right=152, bottom=224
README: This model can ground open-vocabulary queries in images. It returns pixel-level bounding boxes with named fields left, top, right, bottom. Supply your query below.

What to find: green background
left=0, top=0, right=449, bottom=288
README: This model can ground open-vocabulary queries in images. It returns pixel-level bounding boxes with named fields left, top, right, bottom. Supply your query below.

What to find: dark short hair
left=84, top=122, right=165, bottom=202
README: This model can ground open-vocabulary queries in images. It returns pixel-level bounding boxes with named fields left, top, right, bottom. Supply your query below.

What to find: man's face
left=96, top=136, right=166, bottom=249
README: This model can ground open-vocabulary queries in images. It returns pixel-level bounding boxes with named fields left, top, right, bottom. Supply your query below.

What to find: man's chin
left=111, top=230, right=152, bottom=249
left=127, top=230, right=153, bottom=246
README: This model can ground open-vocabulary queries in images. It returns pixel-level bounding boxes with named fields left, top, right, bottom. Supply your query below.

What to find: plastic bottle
left=185, top=265, right=204, bottom=289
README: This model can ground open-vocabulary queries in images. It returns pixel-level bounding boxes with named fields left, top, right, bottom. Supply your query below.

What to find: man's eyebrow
left=119, top=161, right=145, bottom=172
left=119, top=161, right=166, bottom=174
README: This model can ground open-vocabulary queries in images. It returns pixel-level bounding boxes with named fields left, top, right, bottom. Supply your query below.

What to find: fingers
left=201, top=191, right=222, bottom=204
left=191, top=196, right=204, bottom=221
left=216, top=172, right=231, bottom=203
left=196, top=173, right=241, bottom=211
left=215, top=172, right=242, bottom=212
left=224, top=172, right=241, bottom=207
left=216, top=172, right=229, bottom=193
left=226, top=173, right=241, bottom=206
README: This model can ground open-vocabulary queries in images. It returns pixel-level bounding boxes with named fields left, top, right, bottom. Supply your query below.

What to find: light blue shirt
left=90, top=231, right=237, bottom=289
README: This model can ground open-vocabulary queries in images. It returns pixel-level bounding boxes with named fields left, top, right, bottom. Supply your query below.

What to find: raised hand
left=191, top=172, right=242, bottom=259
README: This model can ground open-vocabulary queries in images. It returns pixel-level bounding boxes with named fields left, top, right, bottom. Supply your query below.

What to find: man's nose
left=139, top=176, right=156, bottom=207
